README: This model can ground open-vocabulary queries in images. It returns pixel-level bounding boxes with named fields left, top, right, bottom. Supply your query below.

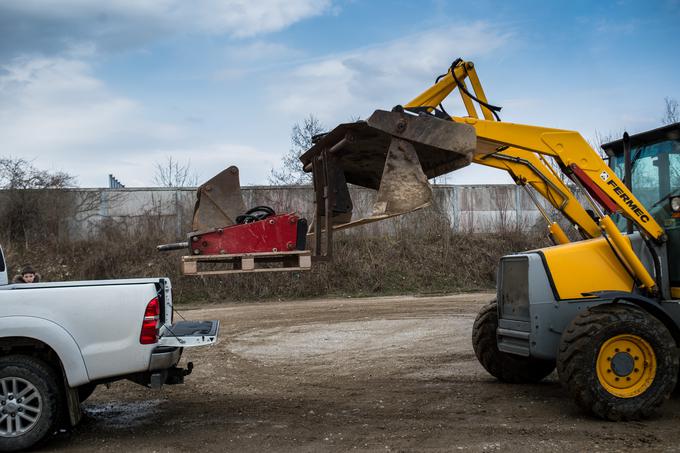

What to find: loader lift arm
left=405, top=59, right=666, bottom=241
left=400, top=59, right=666, bottom=293
left=303, top=58, right=665, bottom=294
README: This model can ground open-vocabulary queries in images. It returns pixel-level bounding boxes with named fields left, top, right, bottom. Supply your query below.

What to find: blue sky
left=0, top=0, right=678, bottom=187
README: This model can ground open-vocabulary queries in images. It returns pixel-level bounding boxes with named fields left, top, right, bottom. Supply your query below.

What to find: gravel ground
left=39, top=293, right=680, bottom=452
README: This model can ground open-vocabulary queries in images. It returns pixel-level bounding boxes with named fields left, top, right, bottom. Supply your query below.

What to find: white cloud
left=0, top=55, right=275, bottom=186
left=0, top=16, right=521, bottom=187
left=0, top=0, right=333, bottom=58
left=211, top=41, right=304, bottom=80
left=224, top=41, right=303, bottom=62
left=270, top=22, right=515, bottom=123
left=0, top=56, right=177, bottom=155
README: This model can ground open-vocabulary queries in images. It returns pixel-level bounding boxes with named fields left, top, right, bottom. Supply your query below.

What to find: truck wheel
left=472, top=301, right=555, bottom=383
left=0, top=355, right=61, bottom=452
left=557, top=304, right=678, bottom=420
left=77, top=384, right=97, bottom=403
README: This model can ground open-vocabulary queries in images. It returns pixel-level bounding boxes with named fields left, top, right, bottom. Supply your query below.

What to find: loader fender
left=583, top=291, right=680, bottom=346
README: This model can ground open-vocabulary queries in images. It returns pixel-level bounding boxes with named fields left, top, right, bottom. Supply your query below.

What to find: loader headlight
left=671, top=196, right=680, bottom=212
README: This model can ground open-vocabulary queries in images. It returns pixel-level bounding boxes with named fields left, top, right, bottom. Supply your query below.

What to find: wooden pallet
left=181, top=250, right=312, bottom=276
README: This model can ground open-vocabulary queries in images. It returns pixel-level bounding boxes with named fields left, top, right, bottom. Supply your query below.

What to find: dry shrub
left=3, top=193, right=550, bottom=304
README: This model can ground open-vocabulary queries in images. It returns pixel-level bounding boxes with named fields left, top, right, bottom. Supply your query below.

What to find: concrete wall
left=53, top=184, right=556, bottom=240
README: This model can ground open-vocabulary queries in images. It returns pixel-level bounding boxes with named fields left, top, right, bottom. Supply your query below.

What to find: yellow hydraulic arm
left=404, top=59, right=665, bottom=293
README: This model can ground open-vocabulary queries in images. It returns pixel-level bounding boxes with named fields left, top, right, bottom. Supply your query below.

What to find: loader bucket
left=299, top=109, right=476, bottom=229
left=191, top=165, right=246, bottom=231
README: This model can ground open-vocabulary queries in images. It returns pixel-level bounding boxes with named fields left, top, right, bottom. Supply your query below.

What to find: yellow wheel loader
left=299, top=58, right=680, bottom=420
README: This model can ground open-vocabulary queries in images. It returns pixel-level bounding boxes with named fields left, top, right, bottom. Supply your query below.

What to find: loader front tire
left=472, top=301, right=555, bottom=383
left=557, top=303, right=678, bottom=420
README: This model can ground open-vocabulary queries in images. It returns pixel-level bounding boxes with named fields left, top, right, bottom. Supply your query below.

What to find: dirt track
left=42, top=293, right=680, bottom=452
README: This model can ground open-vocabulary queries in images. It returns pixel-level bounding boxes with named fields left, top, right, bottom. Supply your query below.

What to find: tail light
left=140, top=297, right=160, bottom=344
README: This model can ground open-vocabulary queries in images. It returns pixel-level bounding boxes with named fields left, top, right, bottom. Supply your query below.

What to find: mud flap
left=64, top=378, right=82, bottom=427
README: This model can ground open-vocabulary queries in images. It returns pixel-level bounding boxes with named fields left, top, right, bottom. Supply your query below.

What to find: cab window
left=610, top=139, right=680, bottom=229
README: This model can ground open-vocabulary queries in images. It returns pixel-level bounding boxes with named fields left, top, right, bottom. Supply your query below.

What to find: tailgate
left=159, top=320, right=219, bottom=348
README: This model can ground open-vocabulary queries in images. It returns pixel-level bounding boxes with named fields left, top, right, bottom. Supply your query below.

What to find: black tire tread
left=557, top=304, right=678, bottom=420
left=472, top=301, right=555, bottom=383
left=0, top=355, right=62, bottom=452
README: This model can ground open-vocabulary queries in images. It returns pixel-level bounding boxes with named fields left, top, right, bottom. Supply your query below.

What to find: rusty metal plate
left=191, top=166, right=246, bottom=231
left=300, top=109, right=475, bottom=224
left=300, top=109, right=476, bottom=190
left=372, top=138, right=432, bottom=216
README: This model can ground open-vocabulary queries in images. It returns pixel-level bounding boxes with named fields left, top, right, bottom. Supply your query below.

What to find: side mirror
left=0, top=247, right=7, bottom=286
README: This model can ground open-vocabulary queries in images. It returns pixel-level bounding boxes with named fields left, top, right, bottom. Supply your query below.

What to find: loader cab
left=603, top=122, right=680, bottom=293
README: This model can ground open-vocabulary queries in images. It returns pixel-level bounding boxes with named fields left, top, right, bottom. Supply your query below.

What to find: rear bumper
left=134, top=319, right=218, bottom=389
left=123, top=347, right=191, bottom=389
left=149, top=346, right=182, bottom=371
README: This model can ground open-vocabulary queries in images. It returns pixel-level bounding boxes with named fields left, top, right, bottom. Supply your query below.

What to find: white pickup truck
left=0, top=247, right=219, bottom=451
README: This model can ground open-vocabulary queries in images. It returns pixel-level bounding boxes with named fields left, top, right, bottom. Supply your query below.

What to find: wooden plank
left=180, top=250, right=312, bottom=276
left=241, top=257, right=255, bottom=270
left=182, top=261, right=197, bottom=275
left=299, top=255, right=312, bottom=269
left=183, top=266, right=310, bottom=276
left=182, top=250, right=310, bottom=262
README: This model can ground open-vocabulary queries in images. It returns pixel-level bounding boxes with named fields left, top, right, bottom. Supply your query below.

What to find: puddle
left=82, top=399, right=166, bottom=429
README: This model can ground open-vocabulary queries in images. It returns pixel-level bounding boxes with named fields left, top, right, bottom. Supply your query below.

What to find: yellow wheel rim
left=596, top=334, right=656, bottom=398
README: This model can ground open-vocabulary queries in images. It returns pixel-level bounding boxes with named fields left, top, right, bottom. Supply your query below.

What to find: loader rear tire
left=557, top=303, right=678, bottom=420
left=472, top=301, right=555, bottom=383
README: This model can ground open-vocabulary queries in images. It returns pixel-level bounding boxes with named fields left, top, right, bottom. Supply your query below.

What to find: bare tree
left=663, top=97, right=679, bottom=125
left=588, top=129, right=624, bottom=160
left=153, top=156, right=198, bottom=187
left=591, top=130, right=619, bottom=149
left=0, top=157, right=81, bottom=247
left=268, top=114, right=325, bottom=185
left=0, top=157, right=74, bottom=189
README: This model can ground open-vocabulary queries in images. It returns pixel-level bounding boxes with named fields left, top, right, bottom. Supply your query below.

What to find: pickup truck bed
left=0, top=249, right=219, bottom=451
